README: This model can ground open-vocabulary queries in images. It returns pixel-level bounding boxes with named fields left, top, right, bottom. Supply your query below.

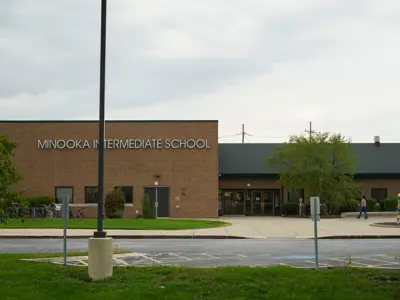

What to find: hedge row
left=15, top=196, right=55, bottom=207
left=284, top=196, right=399, bottom=216
left=364, top=197, right=398, bottom=212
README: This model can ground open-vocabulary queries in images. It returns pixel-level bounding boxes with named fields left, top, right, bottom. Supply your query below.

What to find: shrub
left=283, top=203, right=298, bottom=216
left=366, top=198, right=377, bottom=211
left=339, top=199, right=359, bottom=213
left=104, top=186, right=125, bottom=219
left=380, top=196, right=398, bottom=211
left=142, top=193, right=154, bottom=219
left=18, top=196, right=55, bottom=207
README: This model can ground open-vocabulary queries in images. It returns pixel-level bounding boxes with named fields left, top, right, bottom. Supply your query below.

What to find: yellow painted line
left=142, top=255, right=161, bottom=264
left=236, top=254, right=248, bottom=258
left=329, top=258, right=370, bottom=266
left=168, top=253, right=193, bottom=261
left=279, top=263, right=295, bottom=268
left=305, top=260, right=331, bottom=267
left=79, top=260, right=88, bottom=266
left=201, top=253, right=220, bottom=259
left=363, top=258, right=400, bottom=265
left=114, top=258, right=130, bottom=266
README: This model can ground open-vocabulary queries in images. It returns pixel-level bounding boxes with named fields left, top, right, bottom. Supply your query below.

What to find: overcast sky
left=1, top=0, right=400, bottom=143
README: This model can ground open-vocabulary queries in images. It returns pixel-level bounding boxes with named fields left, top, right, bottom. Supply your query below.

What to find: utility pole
left=241, top=124, right=245, bottom=143
left=305, top=121, right=315, bottom=141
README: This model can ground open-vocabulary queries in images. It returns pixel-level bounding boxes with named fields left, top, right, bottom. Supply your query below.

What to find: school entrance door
left=250, top=189, right=281, bottom=216
left=143, top=187, right=170, bottom=218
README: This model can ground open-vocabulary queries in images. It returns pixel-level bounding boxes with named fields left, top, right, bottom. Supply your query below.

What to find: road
left=1, top=238, right=399, bottom=255
left=2, top=238, right=400, bottom=269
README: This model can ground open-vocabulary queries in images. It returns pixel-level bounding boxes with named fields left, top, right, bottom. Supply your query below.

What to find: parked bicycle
left=75, top=207, right=85, bottom=218
left=68, top=207, right=85, bottom=218
left=29, top=205, right=55, bottom=219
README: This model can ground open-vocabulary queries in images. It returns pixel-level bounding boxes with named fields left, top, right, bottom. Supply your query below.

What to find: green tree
left=266, top=132, right=358, bottom=215
left=104, top=186, right=125, bottom=219
left=142, top=193, right=154, bottom=219
left=0, top=135, right=23, bottom=224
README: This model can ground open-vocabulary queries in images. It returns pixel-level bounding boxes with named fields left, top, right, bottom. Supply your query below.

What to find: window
left=371, top=188, right=387, bottom=202
left=121, top=186, right=133, bottom=203
left=85, top=186, right=98, bottom=204
left=55, top=187, right=73, bottom=204
left=288, top=189, right=304, bottom=203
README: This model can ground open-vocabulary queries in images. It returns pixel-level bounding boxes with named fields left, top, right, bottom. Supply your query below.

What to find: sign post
left=310, top=196, right=320, bottom=269
left=397, top=193, right=400, bottom=224
left=62, top=197, right=70, bottom=266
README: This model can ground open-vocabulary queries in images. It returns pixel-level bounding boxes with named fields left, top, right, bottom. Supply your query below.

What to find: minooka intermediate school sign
left=37, top=138, right=211, bottom=149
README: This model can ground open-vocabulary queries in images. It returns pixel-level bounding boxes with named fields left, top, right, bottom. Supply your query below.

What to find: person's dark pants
left=357, top=207, right=368, bottom=219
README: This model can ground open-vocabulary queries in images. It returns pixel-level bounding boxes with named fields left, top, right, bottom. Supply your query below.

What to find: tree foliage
left=266, top=132, right=358, bottom=215
left=104, top=186, right=126, bottom=219
left=0, top=135, right=23, bottom=224
left=142, top=193, right=154, bottom=219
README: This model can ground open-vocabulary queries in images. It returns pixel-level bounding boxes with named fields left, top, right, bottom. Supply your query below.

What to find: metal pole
left=94, top=0, right=107, bottom=238
left=155, top=188, right=158, bottom=219
left=313, top=199, right=319, bottom=269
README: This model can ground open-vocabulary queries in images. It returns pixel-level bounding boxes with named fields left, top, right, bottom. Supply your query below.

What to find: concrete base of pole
left=88, top=237, right=114, bottom=280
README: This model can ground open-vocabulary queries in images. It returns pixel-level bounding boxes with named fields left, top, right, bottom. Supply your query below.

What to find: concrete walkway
left=0, top=217, right=399, bottom=239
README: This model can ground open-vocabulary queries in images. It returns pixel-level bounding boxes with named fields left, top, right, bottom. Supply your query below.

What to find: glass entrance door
left=222, top=191, right=245, bottom=215
left=263, top=189, right=281, bottom=215
left=251, top=191, right=262, bottom=215
left=263, top=190, right=274, bottom=215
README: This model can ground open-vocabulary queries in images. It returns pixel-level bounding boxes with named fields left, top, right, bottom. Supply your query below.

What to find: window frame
left=54, top=186, right=74, bottom=204
left=85, top=186, right=99, bottom=204
left=120, top=186, right=134, bottom=203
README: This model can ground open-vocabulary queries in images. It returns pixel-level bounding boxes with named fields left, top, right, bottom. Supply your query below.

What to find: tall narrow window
left=85, top=186, right=98, bottom=204
left=121, top=186, right=133, bottom=203
left=55, top=187, right=73, bottom=204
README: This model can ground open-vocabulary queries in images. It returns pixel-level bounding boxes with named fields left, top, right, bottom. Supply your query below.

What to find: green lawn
left=2, top=218, right=229, bottom=230
left=1, top=253, right=399, bottom=300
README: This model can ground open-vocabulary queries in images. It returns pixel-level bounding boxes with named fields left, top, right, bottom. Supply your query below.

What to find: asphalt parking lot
left=25, top=252, right=400, bottom=269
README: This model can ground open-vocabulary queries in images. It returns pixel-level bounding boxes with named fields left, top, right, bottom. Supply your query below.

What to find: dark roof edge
left=0, top=120, right=218, bottom=123
left=219, top=173, right=400, bottom=178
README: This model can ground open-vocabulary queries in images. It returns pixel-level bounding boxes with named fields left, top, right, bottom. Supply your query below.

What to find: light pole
left=93, top=0, right=107, bottom=238
left=88, top=0, right=113, bottom=281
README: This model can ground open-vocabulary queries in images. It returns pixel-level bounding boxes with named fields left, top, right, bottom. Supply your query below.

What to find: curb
left=1, top=235, right=399, bottom=239
left=0, top=235, right=248, bottom=240
left=318, top=235, right=400, bottom=239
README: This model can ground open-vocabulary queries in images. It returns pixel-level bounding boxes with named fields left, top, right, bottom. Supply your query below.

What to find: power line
left=218, top=133, right=241, bottom=139
left=245, top=133, right=289, bottom=139
left=219, top=124, right=290, bottom=142
left=220, top=122, right=400, bottom=143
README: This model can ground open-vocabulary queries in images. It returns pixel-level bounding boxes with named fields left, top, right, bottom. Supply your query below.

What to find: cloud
left=1, top=0, right=399, bottom=142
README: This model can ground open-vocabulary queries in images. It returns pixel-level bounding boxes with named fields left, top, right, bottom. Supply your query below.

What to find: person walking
left=356, top=196, right=368, bottom=219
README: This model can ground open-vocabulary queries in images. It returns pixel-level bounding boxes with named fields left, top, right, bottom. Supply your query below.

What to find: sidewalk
left=0, top=217, right=399, bottom=239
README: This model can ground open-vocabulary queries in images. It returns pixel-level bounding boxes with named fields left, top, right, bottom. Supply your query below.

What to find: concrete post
left=88, top=237, right=114, bottom=280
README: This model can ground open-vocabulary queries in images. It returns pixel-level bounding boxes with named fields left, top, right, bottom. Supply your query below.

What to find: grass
left=1, top=218, right=229, bottom=230
left=1, top=253, right=399, bottom=300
